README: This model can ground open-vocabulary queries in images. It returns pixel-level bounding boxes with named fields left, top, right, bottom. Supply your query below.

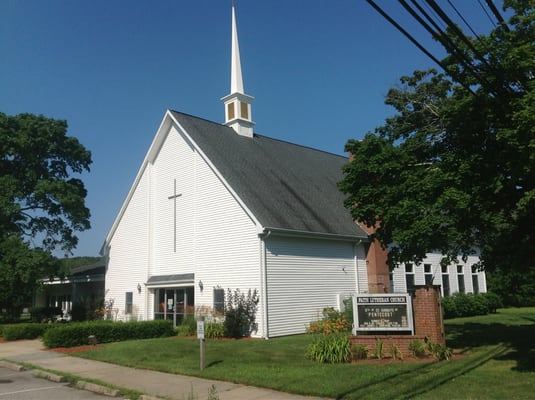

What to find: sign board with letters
left=352, top=294, right=413, bottom=335
left=197, top=320, right=205, bottom=340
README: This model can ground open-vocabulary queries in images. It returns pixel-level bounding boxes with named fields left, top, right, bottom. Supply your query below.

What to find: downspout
left=259, top=229, right=271, bottom=338
left=353, top=239, right=362, bottom=294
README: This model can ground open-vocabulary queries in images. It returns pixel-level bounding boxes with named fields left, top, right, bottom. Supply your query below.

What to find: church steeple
left=221, top=1, right=254, bottom=138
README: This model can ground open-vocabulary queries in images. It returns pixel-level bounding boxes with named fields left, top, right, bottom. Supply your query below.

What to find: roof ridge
left=169, top=110, right=349, bottom=160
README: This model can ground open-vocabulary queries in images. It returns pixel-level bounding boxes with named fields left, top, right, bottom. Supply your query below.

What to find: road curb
left=0, top=360, right=25, bottom=371
left=75, top=380, right=121, bottom=397
left=33, top=370, right=67, bottom=382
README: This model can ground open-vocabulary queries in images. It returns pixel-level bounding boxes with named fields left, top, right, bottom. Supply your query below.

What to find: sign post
left=197, top=319, right=205, bottom=370
left=352, top=294, right=413, bottom=335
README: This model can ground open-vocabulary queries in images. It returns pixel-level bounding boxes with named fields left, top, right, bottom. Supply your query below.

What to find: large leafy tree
left=0, top=112, right=92, bottom=318
left=339, top=1, right=534, bottom=273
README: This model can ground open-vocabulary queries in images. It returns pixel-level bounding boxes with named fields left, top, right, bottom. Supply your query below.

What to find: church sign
left=352, top=294, right=414, bottom=334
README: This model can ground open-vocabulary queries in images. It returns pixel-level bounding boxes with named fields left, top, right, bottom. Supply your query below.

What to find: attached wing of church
left=101, top=3, right=486, bottom=337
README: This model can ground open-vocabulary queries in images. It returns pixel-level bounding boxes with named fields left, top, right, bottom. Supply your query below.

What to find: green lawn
left=74, top=308, right=535, bottom=399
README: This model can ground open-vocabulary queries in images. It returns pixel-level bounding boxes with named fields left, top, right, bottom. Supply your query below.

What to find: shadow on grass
left=205, top=360, right=223, bottom=368
left=335, top=345, right=507, bottom=399
left=446, top=321, right=535, bottom=372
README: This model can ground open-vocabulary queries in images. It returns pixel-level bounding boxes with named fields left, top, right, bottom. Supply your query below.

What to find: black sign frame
left=352, top=294, right=414, bottom=334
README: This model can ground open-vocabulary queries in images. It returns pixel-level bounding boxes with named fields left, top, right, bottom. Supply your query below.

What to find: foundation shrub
left=408, top=338, right=427, bottom=358
left=205, top=322, right=225, bottom=339
left=352, top=344, right=368, bottom=360
left=426, top=340, right=453, bottom=361
left=223, top=288, right=259, bottom=338
left=305, top=333, right=351, bottom=363
left=42, top=320, right=174, bottom=348
left=176, top=315, right=197, bottom=336
left=2, top=323, right=52, bottom=341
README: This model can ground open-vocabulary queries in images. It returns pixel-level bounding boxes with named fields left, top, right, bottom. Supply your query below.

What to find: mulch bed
left=50, top=345, right=104, bottom=353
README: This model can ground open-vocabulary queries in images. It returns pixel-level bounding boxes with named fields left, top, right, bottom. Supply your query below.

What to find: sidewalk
left=1, top=340, right=330, bottom=400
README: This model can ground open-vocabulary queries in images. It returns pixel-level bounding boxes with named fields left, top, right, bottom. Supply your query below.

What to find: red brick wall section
left=350, top=286, right=446, bottom=360
left=412, top=286, right=445, bottom=345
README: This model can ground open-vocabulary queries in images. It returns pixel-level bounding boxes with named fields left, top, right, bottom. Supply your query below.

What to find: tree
left=0, top=112, right=92, bottom=318
left=338, top=1, right=534, bottom=273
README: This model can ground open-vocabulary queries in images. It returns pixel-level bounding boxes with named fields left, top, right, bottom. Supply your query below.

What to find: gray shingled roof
left=170, top=110, right=367, bottom=240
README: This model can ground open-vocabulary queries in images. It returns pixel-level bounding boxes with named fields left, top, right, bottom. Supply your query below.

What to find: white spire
left=230, top=2, right=244, bottom=94
left=221, top=0, right=255, bottom=137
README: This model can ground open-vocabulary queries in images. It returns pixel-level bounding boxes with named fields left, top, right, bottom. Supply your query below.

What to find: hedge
left=443, top=292, right=503, bottom=319
left=2, top=323, right=53, bottom=341
left=42, top=320, right=175, bottom=348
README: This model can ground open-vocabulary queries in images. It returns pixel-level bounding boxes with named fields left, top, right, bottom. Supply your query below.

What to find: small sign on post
left=197, top=320, right=205, bottom=370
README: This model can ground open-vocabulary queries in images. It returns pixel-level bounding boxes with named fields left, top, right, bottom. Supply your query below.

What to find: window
left=125, top=292, right=133, bottom=314
left=441, top=265, right=450, bottom=296
left=457, top=265, right=465, bottom=293
left=240, top=101, right=249, bottom=119
left=424, top=263, right=433, bottom=285
left=213, top=288, right=225, bottom=315
left=472, top=266, right=480, bottom=294
left=227, top=103, right=235, bottom=120
left=405, top=263, right=415, bottom=291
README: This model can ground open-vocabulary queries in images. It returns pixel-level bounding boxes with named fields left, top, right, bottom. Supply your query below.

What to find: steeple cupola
left=221, top=1, right=255, bottom=137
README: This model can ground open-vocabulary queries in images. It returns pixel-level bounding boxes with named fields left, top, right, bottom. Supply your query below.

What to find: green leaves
left=0, top=112, right=92, bottom=252
left=339, top=1, right=535, bottom=272
left=0, top=112, right=92, bottom=318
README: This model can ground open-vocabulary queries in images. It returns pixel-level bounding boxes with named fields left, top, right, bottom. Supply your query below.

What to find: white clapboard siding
left=265, top=236, right=357, bottom=337
left=150, top=125, right=196, bottom=275
left=355, top=244, right=369, bottom=293
left=105, top=168, right=150, bottom=321
left=191, top=134, right=263, bottom=334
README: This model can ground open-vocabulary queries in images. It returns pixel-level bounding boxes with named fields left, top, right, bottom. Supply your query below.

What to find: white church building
left=101, top=4, right=485, bottom=338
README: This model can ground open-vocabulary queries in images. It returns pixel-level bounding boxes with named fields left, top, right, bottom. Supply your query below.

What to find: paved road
left=0, top=366, right=106, bottom=399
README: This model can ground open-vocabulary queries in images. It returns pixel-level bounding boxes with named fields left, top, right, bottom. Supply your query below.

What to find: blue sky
left=1, top=1, right=501, bottom=257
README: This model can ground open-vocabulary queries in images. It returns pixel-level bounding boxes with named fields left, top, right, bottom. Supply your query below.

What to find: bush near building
left=42, top=320, right=175, bottom=348
left=443, top=292, right=502, bottom=318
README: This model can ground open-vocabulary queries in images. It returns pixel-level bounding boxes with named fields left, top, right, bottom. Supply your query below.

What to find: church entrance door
left=154, top=287, right=194, bottom=326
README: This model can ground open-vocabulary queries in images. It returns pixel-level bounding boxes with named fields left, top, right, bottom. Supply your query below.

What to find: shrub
left=42, top=320, right=174, bottom=348
left=481, top=292, right=503, bottom=313
left=443, top=292, right=500, bottom=319
left=426, top=340, right=452, bottom=361
left=223, top=288, right=259, bottom=338
left=306, top=334, right=351, bottom=363
left=408, top=339, right=427, bottom=358
left=205, top=322, right=224, bottom=339
left=2, top=323, right=52, bottom=341
left=307, top=307, right=352, bottom=335
left=176, top=315, right=197, bottom=336
left=352, top=344, right=368, bottom=360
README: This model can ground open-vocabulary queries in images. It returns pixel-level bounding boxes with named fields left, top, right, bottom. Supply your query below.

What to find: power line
left=485, top=0, right=510, bottom=31
left=448, top=0, right=481, bottom=37
left=477, top=0, right=498, bottom=28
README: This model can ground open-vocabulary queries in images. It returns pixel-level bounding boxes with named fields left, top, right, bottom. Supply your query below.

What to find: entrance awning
left=146, top=273, right=194, bottom=287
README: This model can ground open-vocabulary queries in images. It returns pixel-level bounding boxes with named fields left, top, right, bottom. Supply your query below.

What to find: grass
left=73, top=307, right=535, bottom=399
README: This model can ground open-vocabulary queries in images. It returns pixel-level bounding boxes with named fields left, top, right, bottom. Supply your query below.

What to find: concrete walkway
left=1, top=340, right=329, bottom=400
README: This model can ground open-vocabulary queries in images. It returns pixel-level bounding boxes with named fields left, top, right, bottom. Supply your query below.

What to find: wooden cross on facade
left=168, top=179, right=182, bottom=252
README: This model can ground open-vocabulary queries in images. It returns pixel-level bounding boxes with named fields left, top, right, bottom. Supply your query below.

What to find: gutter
left=258, top=227, right=369, bottom=243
